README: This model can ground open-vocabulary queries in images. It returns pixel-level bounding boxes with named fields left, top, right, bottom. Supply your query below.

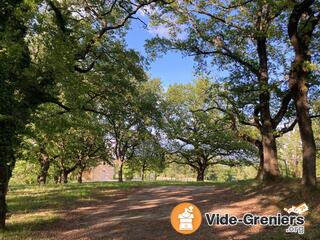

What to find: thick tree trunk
left=118, top=161, right=123, bottom=182
left=196, top=168, right=205, bottom=181
left=287, top=1, right=318, bottom=187
left=256, top=37, right=281, bottom=182
left=261, top=130, right=280, bottom=181
left=289, top=53, right=317, bottom=187
left=295, top=80, right=316, bottom=187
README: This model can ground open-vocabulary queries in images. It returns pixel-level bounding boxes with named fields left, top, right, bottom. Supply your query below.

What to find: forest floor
left=1, top=180, right=320, bottom=240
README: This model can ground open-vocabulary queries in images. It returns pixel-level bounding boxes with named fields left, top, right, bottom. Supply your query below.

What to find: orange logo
left=170, top=202, right=202, bottom=234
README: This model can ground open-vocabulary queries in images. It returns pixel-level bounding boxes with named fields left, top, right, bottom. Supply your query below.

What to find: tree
left=163, top=79, right=257, bottom=181
left=0, top=0, right=40, bottom=229
left=84, top=79, right=162, bottom=182
left=74, top=132, right=109, bottom=184
left=52, top=127, right=108, bottom=184
left=19, top=104, right=108, bottom=184
left=19, top=105, right=61, bottom=185
left=0, top=0, right=170, bottom=229
left=287, top=0, right=320, bottom=187
left=128, top=133, right=165, bottom=181
left=147, top=0, right=298, bottom=182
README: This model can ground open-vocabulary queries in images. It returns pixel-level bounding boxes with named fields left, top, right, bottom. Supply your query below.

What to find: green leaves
left=163, top=79, right=257, bottom=171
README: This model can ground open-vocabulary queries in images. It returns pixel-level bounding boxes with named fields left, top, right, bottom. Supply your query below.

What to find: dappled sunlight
left=3, top=181, right=320, bottom=239
left=29, top=185, right=288, bottom=240
left=6, top=210, right=61, bottom=236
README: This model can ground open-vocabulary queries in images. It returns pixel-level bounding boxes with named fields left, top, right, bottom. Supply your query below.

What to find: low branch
left=272, top=92, right=292, bottom=128
left=275, top=119, right=297, bottom=138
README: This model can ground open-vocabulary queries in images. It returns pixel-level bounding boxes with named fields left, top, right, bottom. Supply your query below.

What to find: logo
left=170, top=202, right=202, bottom=234
left=283, top=202, right=308, bottom=234
left=284, top=203, right=309, bottom=215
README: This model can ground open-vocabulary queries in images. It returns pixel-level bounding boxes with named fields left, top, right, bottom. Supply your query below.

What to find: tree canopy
left=1, top=0, right=320, bottom=231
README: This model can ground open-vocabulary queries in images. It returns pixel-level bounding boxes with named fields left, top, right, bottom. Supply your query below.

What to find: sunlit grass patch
left=1, top=211, right=59, bottom=240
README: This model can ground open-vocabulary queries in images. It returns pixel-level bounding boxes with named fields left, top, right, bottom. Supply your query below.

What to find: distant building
left=82, top=163, right=115, bottom=182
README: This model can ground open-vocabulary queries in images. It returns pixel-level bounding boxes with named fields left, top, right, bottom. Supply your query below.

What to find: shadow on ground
left=28, top=181, right=320, bottom=240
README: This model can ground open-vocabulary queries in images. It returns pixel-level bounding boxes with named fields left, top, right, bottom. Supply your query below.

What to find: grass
left=1, top=180, right=219, bottom=239
left=1, top=179, right=319, bottom=240
left=7, top=180, right=223, bottom=212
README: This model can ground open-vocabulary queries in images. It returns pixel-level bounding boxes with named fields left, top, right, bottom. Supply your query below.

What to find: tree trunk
left=287, top=1, right=318, bottom=187
left=77, top=171, right=82, bottom=183
left=118, top=161, right=123, bottom=182
left=255, top=143, right=264, bottom=180
left=261, top=130, right=280, bottom=181
left=196, top=168, right=205, bottom=181
left=53, top=173, right=59, bottom=184
left=0, top=121, right=15, bottom=230
left=256, top=36, right=281, bottom=182
left=61, top=170, right=68, bottom=184
left=37, top=160, right=50, bottom=184
left=295, top=80, right=316, bottom=187
left=0, top=163, right=8, bottom=230
left=141, top=164, right=146, bottom=181
left=289, top=53, right=317, bottom=187
left=77, top=167, right=85, bottom=183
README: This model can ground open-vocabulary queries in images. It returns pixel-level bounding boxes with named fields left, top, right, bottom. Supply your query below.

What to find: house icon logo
left=170, top=202, right=202, bottom=234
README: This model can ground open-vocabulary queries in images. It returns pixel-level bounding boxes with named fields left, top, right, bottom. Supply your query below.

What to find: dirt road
left=38, top=185, right=285, bottom=240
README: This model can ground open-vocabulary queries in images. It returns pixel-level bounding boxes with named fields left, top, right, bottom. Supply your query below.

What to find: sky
left=125, top=20, right=196, bottom=87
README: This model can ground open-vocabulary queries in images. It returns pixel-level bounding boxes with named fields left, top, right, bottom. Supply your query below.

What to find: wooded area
left=1, top=0, right=320, bottom=234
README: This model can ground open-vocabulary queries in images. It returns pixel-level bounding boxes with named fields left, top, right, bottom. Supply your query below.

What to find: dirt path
left=38, top=186, right=284, bottom=240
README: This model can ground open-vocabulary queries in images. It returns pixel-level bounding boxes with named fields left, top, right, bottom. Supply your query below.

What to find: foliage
left=128, top=132, right=165, bottom=179
left=277, top=127, right=302, bottom=178
left=16, top=103, right=109, bottom=184
left=162, top=78, right=257, bottom=180
left=90, top=79, right=164, bottom=181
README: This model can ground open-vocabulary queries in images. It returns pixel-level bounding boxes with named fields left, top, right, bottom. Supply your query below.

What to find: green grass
left=7, top=180, right=223, bottom=211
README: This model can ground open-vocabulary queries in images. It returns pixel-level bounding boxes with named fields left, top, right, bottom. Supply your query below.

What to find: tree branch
left=275, top=119, right=297, bottom=138
left=288, top=0, right=315, bottom=52
left=272, top=91, right=292, bottom=127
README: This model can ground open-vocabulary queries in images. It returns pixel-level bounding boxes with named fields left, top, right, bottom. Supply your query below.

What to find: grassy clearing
left=7, top=180, right=221, bottom=212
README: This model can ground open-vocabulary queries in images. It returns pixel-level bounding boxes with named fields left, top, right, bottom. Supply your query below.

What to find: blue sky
left=125, top=20, right=195, bottom=87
